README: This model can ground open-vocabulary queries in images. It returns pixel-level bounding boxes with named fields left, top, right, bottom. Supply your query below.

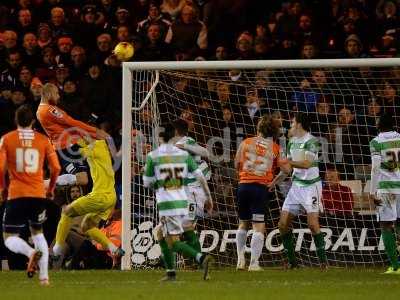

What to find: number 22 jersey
left=236, top=137, right=281, bottom=185
left=143, top=144, right=201, bottom=217
left=0, top=129, right=60, bottom=200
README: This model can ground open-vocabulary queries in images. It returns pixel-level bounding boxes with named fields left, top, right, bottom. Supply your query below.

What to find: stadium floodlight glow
left=122, top=58, right=400, bottom=270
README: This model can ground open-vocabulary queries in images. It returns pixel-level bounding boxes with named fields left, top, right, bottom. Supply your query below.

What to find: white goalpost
left=121, top=58, right=400, bottom=270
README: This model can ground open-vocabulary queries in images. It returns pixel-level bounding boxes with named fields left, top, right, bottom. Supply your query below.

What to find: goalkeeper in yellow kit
left=52, top=136, right=124, bottom=267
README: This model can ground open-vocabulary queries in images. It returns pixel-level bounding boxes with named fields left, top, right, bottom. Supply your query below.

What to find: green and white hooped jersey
left=143, top=144, right=200, bottom=217
left=176, top=136, right=211, bottom=185
left=287, top=133, right=321, bottom=186
left=370, top=131, right=400, bottom=194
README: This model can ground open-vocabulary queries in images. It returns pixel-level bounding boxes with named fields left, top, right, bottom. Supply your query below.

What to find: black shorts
left=236, top=183, right=273, bottom=223
left=57, top=144, right=88, bottom=174
left=3, top=198, right=47, bottom=233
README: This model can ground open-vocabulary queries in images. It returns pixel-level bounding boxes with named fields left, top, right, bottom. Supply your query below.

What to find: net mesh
left=127, top=66, right=400, bottom=269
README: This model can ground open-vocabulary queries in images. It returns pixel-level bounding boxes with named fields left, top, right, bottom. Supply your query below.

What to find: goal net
left=121, top=59, right=400, bottom=270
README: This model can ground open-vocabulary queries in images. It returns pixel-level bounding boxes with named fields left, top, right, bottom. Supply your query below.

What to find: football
left=113, top=42, right=134, bottom=61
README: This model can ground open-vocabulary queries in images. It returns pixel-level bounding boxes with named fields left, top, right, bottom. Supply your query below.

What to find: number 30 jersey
left=143, top=144, right=201, bottom=217
left=0, top=129, right=60, bottom=200
left=236, top=137, right=281, bottom=185
left=370, top=131, right=400, bottom=194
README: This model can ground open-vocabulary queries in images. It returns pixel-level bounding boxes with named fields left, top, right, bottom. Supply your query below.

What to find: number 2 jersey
left=287, top=133, right=320, bottom=187
left=0, top=129, right=61, bottom=200
left=143, top=144, right=201, bottom=217
left=370, top=131, right=400, bottom=194
left=237, top=137, right=281, bottom=185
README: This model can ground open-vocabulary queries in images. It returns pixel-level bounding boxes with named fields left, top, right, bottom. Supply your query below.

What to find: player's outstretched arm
left=193, top=169, right=213, bottom=214
left=177, top=143, right=210, bottom=159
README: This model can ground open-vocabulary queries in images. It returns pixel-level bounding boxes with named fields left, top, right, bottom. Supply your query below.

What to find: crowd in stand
left=1, top=0, right=400, bottom=269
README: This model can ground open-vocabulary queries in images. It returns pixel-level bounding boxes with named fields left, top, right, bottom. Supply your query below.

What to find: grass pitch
left=1, top=268, right=400, bottom=300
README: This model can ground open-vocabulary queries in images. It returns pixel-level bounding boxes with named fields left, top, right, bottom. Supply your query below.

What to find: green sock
left=382, top=228, right=400, bottom=270
left=171, top=241, right=201, bottom=262
left=159, top=240, right=175, bottom=271
left=281, top=231, right=296, bottom=265
left=183, top=230, right=201, bottom=252
left=313, top=233, right=327, bottom=263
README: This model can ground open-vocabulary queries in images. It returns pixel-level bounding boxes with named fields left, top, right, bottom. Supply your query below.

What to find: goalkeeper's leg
left=53, top=206, right=78, bottom=257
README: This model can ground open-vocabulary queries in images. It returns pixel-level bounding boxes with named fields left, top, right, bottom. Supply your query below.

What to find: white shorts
left=376, top=193, right=400, bottom=222
left=159, top=215, right=185, bottom=236
left=282, top=182, right=323, bottom=215
left=183, top=185, right=207, bottom=225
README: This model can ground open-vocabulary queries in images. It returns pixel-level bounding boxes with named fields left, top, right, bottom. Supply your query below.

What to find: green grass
left=1, top=268, right=400, bottom=300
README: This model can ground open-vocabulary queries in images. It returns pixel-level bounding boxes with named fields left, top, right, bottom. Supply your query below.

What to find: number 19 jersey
left=143, top=144, right=200, bottom=217
left=0, top=129, right=60, bottom=200
left=237, top=137, right=280, bottom=185
left=370, top=131, right=400, bottom=194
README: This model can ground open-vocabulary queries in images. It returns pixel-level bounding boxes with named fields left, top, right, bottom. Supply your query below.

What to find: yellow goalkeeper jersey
left=79, top=139, right=115, bottom=194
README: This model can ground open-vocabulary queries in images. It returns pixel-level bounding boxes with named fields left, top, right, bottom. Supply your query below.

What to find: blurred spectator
left=116, top=25, right=130, bottom=43
left=80, top=62, right=113, bottom=118
left=35, top=46, right=56, bottom=82
left=56, top=36, right=73, bottom=65
left=1, top=50, right=22, bottom=91
left=59, top=78, right=88, bottom=120
left=137, top=2, right=171, bottom=40
left=3, top=30, right=18, bottom=51
left=214, top=45, right=228, bottom=60
left=113, top=6, right=132, bottom=29
left=294, top=14, right=322, bottom=48
left=344, top=34, right=367, bottom=58
left=165, top=5, right=207, bottom=60
left=234, top=31, right=254, bottom=60
left=300, top=41, right=318, bottom=59
left=22, top=32, right=40, bottom=69
left=161, top=0, right=186, bottom=21
left=52, top=63, right=70, bottom=90
left=18, top=65, right=33, bottom=92
left=137, top=24, right=173, bottom=61
left=50, top=7, right=70, bottom=39
left=29, top=76, right=43, bottom=109
left=75, top=5, right=103, bottom=51
left=94, top=33, right=113, bottom=63
left=70, top=46, right=87, bottom=80
left=322, top=167, right=354, bottom=215
left=291, top=69, right=329, bottom=112
left=37, top=23, right=52, bottom=49
left=15, top=9, right=35, bottom=37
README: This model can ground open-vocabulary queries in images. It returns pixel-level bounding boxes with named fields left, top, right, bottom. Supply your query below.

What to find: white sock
left=32, top=233, right=49, bottom=281
left=52, top=243, right=64, bottom=257
left=250, top=232, right=264, bottom=265
left=108, top=243, right=118, bottom=254
left=56, top=174, right=77, bottom=186
left=236, top=229, right=247, bottom=259
left=4, top=236, right=35, bottom=258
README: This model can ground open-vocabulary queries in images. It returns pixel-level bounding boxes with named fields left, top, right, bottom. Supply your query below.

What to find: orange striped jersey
left=0, top=129, right=61, bottom=200
left=235, top=137, right=281, bottom=185
left=36, top=103, right=97, bottom=150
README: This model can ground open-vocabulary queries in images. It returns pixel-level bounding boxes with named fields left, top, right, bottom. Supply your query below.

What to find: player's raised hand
left=204, top=199, right=213, bottom=215
left=175, top=144, right=184, bottom=150
left=96, top=128, right=110, bottom=140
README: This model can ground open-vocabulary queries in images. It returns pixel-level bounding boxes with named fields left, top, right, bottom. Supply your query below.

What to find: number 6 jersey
left=0, top=129, right=60, bottom=200
left=143, top=144, right=201, bottom=217
left=370, top=131, right=400, bottom=194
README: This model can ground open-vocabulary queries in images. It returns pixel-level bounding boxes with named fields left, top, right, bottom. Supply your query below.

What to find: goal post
left=122, top=58, right=400, bottom=270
